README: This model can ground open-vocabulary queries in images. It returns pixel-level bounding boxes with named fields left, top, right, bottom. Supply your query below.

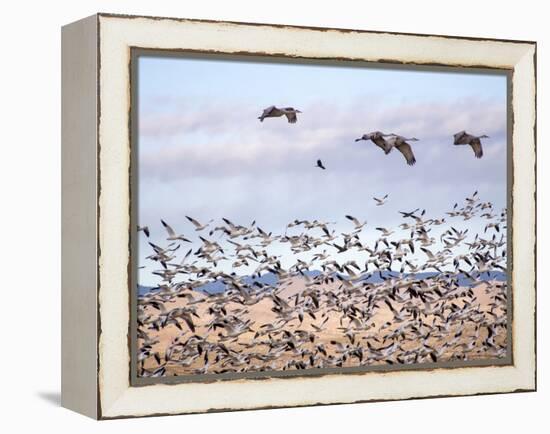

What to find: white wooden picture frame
left=61, top=13, right=536, bottom=419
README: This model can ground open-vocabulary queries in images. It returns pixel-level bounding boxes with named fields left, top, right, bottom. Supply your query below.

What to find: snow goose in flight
left=345, top=215, right=367, bottom=231
left=373, top=194, right=388, bottom=206
left=160, top=220, right=191, bottom=242
left=185, top=215, right=213, bottom=231
left=137, top=225, right=150, bottom=237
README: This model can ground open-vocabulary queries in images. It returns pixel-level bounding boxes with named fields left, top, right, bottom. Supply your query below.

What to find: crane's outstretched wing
left=372, top=137, right=391, bottom=154
left=285, top=111, right=298, bottom=123
left=263, top=105, right=276, bottom=115
left=258, top=105, right=277, bottom=121
left=396, top=142, right=417, bottom=166
left=470, top=139, right=483, bottom=158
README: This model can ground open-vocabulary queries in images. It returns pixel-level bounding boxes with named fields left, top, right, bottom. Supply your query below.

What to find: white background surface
left=0, top=0, right=546, bottom=432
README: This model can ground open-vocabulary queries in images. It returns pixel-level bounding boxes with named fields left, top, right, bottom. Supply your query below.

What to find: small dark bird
left=316, top=159, right=326, bottom=170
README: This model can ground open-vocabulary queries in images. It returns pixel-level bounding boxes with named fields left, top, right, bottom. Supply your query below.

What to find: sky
left=137, top=54, right=508, bottom=286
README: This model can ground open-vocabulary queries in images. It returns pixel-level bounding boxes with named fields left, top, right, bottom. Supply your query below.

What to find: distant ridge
left=137, top=270, right=506, bottom=296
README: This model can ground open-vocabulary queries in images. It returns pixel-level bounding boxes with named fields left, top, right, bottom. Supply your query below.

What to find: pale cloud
left=137, top=95, right=507, bottom=257
left=139, top=96, right=506, bottom=183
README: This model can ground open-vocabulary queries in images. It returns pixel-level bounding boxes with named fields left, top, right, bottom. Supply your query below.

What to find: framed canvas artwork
left=61, top=13, right=536, bottom=419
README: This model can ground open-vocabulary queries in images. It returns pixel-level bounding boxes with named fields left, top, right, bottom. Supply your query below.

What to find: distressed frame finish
left=61, top=13, right=536, bottom=419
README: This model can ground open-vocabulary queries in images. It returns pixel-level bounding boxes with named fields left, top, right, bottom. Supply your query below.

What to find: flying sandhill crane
left=258, top=106, right=302, bottom=123
left=385, top=134, right=418, bottom=166
left=354, top=131, right=393, bottom=154
left=453, top=131, right=489, bottom=159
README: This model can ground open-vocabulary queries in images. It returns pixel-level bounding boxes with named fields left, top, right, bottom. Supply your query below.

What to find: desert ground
left=137, top=275, right=507, bottom=377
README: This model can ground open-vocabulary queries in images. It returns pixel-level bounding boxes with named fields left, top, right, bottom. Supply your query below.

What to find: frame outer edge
left=61, top=13, right=100, bottom=419
left=92, top=13, right=537, bottom=419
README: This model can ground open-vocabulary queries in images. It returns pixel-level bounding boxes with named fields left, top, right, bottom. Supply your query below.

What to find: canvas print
left=134, top=54, right=509, bottom=380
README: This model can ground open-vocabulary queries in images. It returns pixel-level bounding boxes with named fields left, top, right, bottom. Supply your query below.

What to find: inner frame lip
left=127, top=47, right=514, bottom=387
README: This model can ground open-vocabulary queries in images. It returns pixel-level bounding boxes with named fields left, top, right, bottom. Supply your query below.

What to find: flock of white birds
left=137, top=190, right=508, bottom=378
